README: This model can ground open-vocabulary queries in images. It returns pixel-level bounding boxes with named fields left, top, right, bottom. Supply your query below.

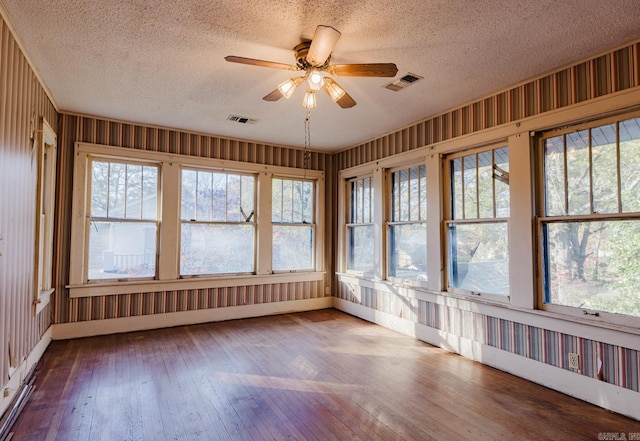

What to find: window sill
left=67, top=272, right=326, bottom=298
left=34, top=288, right=54, bottom=315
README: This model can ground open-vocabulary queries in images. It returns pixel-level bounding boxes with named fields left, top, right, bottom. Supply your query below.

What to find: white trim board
left=334, top=298, right=640, bottom=422
left=52, top=297, right=333, bottom=340
left=0, top=327, right=52, bottom=419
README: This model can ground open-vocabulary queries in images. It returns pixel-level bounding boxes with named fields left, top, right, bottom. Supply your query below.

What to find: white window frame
left=86, top=157, right=161, bottom=282
left=68, top=143, right=324, bottom=298
left=33, top=118, right=57, bottom=314
left=536, top=110, right=640, bottom=328
left=271, top=176, right=317, bottom=273
left=386, top=161, right=428, bottom=288
left=443, top=143, right=511, bottom=303
left=179, top=167, right=257, bottom=277
left=344, top=174, right=376, bottom=278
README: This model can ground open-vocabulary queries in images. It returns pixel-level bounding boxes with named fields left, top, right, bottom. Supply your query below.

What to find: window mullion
left=616, top=121, right=622, bottom=213
left=588, top=128, right=594, bottom=214
left=563, top=135, right=569, bottom=214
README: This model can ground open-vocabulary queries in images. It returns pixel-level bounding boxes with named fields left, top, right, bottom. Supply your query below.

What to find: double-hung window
left=180, top=169, right=255, bottom=276
left=346, top=176, right=374, bottom=275
left=445, top=145, right=510, bottom=298
left=387, top=164, right=427, bottom=283
left=539, top=114, right=640, bottom=322
left=88, top=159, right=159, bottom=281
left=272, top=177, right=315, bottom=271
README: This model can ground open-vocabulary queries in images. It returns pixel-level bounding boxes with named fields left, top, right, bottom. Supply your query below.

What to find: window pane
left=211, top=172, right=227, bottom=221
left=347, top=225, right=374, bottom=273
left=544, top=136, right=566, bottom=216
left=620, top=118, right=640, bottom=213
left=196, top=170, right=213, bottom=222
left=591, top=124, right=618, bottom=214
left=452, top=158, right=463, bottom=220
left=544, top=220, right=640, bottom=317
left=88, top=221, right=157, bottom=280
left=272, top=178, right=313, bottom=224
left=273, top=225, right=314, bottom=271
left=494, top=147, right=510, bottom=218
left=463, top=155, right=478, bottom=219
left=392, top=171, right=400, bottom=221
left=242, top=175, right=256, bottom=221
left=399, top=169, right=409, bottom=221
left=181, top=169, right=197, bottom=220
left=180, top=224, right=254, bottom=275
left=226, top=174, right=243, bottom=222
left=448, top=222, right=509, bottom=296
left=350, top=177, right=373, bottom=223
left=90, top=161, right=109, bottom=217
left=108, top=162, right=127, bottom=218
left=272, top=178, right=284, bottom=223
left=301, top=181, right=313, bottom=222
left=478, top=151, right=493, bottom=218
left=141, top=166, right=158, bottom=219
left=125, top=164, right=142, bottom=219
left=566, top=130, right=590, bottom=215
left=389, top=223, right=427, bottom=281
left=363, top=177, right=372, bottom=223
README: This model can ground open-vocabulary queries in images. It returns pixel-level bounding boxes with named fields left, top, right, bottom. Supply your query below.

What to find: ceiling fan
left=225, top=25, right=398, bottom=109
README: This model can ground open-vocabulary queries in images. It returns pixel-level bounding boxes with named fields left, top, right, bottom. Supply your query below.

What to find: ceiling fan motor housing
left=294, top=42, right=330, bottom=70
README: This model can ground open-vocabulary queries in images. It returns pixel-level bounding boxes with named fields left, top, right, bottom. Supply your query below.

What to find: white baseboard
left=53, top=297, right=333, bottom=340
left=1, top=327, right=52, bottom=419
left=334, top=298, right=640, bottom=421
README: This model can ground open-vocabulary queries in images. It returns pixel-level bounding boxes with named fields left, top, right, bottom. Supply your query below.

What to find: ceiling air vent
left=384, top=73, right=423, bottom=92
left=227, top=114, right=257, bottom=124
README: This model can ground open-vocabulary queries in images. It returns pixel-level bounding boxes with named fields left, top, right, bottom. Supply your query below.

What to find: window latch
left=582, top=310, right=600, bottom=317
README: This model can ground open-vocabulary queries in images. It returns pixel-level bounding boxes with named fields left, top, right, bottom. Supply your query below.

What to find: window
left=180, top=169, right=255, bottom=276
left=540, top=115, right=640, bottom=321
left=33, top=119, right=57, bottom=313
left=69, top=143, right=324, bottom=297
left=88, top=159, right=159, bottom=280
left=446, top=145, right=510, bottom=297
left=272, top=178, right=315, bottom=271
left=388, top=164, right=427, bottom=283
left=346, top=176, right=375, bottom=275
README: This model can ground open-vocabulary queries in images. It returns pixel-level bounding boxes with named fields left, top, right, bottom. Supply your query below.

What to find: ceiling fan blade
left=306, top=25, right=341, bottom=67
left=330, top=63, right=398, bottom=77
left=263, top=88, right=284, bottom=101
left=225, top=55, right=297, bottom=71
left=322, top=78, right=356, bottom=108
left=335, top=91, right=356, bottom=108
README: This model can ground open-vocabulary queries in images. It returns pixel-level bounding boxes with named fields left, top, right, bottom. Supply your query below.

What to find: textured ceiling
left=3, top=0, right=640, bottom=151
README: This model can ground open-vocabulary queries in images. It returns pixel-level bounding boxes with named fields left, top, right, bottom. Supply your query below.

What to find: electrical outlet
left=325, top=287, right=330, bottom=295
left=568, top=352, right=580, bottom=369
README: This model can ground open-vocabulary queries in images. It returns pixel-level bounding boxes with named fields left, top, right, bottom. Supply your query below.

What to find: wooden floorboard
left=7, top=309, right=640, bottom=440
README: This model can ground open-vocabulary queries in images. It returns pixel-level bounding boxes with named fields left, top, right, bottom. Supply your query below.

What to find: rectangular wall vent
left=384, top=73, right=423, bottom=91
left=227, top=115, right=257, bottom=124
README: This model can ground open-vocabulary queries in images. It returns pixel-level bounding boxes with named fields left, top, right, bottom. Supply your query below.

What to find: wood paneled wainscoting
left=8, top=310, right=640, bottom=440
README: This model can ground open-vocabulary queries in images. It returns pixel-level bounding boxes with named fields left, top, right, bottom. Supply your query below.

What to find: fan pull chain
left=304, top=108, right=311, bottom=179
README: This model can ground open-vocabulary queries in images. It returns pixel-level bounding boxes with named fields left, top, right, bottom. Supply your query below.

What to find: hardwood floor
left=8, top=309, right=640, bottom=440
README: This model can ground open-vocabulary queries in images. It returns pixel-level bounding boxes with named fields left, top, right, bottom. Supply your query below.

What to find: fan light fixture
left=307, top=71, right=324, bottom=91
left=302, top=89, right=317, bottom=109
left=324, top=78, right=346, bottom=102
left=278, top=77, right=303, bottom=99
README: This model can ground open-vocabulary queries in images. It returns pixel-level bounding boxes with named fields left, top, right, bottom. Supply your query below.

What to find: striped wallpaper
left=333, top=40, right=640, bottom=395
left=54, top=114, right=334, bottom=324
left=336, top=41, right=640, bottom=170
left=0, top=15, right=57, bottom=384
left=337, top=284, right=640, bottom=393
